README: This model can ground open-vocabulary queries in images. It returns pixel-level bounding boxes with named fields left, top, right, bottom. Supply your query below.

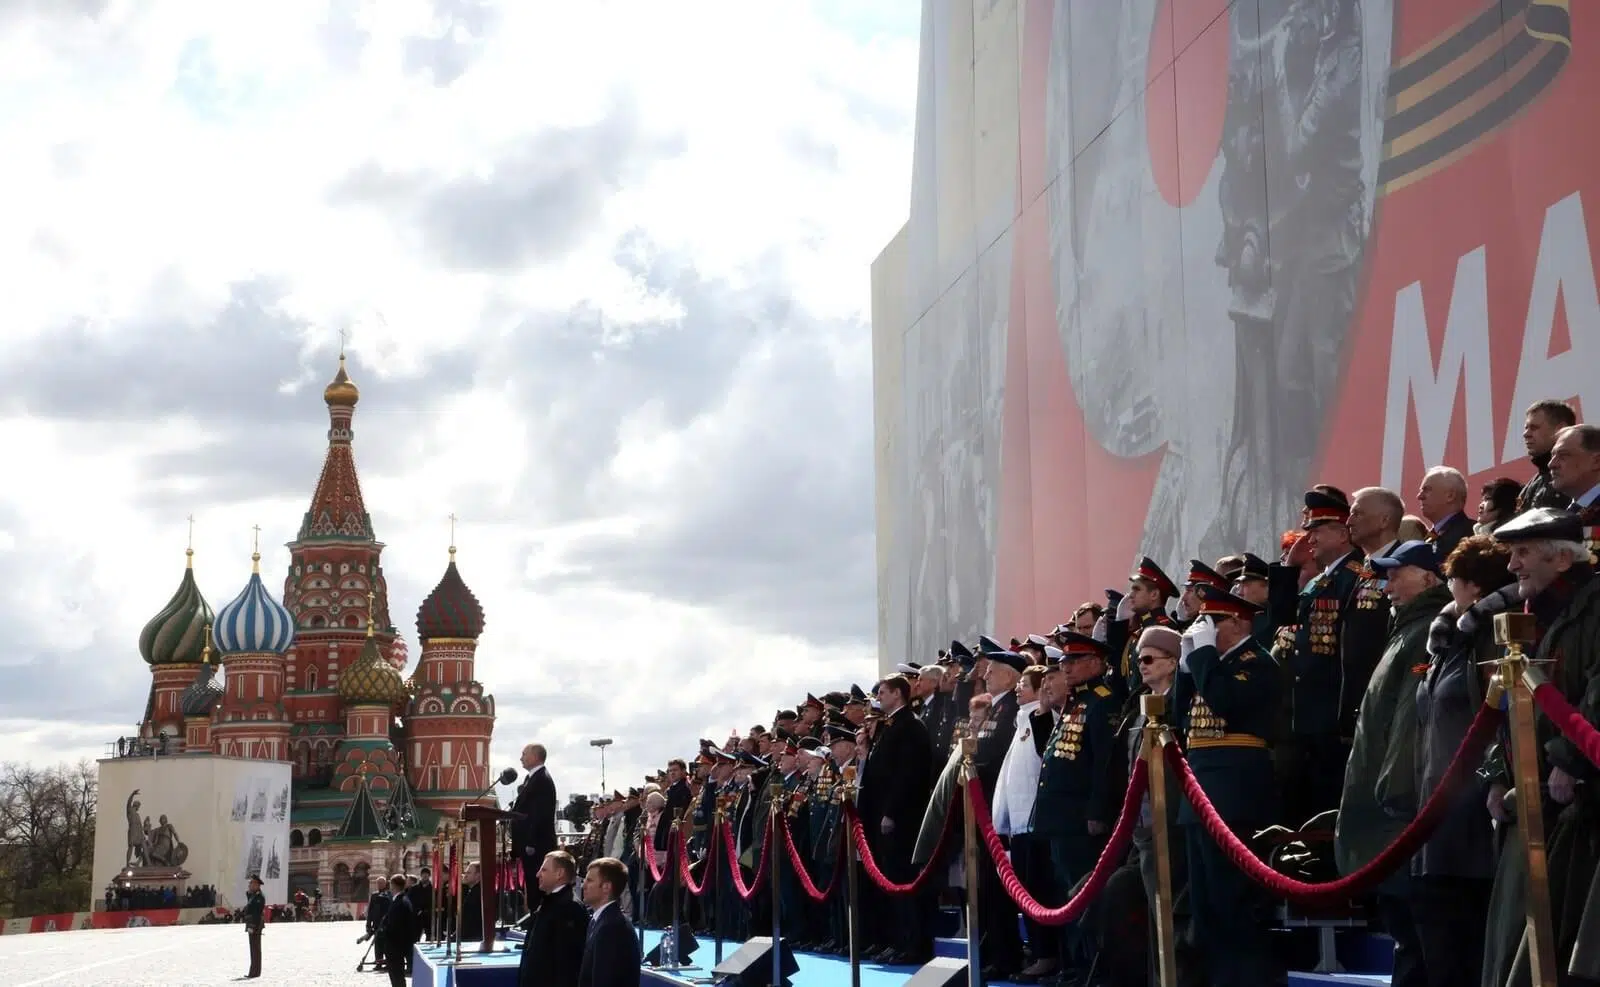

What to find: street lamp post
left=589, top=738, right=613, bottom=792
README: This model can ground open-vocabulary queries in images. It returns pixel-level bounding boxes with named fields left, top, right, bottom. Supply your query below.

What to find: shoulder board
left=1343, top=559, right=1365, bottom=575
left=1093, top=684, right=1112, bottom=698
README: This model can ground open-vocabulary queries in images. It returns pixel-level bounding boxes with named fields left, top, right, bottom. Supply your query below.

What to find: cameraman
left=366, top=876, right=392, bottom=971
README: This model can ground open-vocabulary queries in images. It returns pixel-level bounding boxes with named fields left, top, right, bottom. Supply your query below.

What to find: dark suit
left=512, top=767, right=559, bottom=892
left=859, top=704, right=934, bottom=961
left=580, top=900, right=641, bottom=987
left=519, top=884, right=587, bottom=987
left=1426, top=511, right=1474, bottom=563
left=381, top=892, right=418, bottom=987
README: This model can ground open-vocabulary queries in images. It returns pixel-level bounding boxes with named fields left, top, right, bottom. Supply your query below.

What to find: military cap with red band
left=1185, top=559, right=1231, bottom=591
left=1303, top=488, right=1351, bottom=529
left=1129, top=556, right=1179, bottom=598
left=1193, top=582, right=1265, bottom=621
left=1056, top=631, right=1110, bottom=660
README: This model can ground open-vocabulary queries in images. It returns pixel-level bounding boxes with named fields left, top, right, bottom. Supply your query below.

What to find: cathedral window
left=290, top=830, right=304, bottom=848
left=306, top=667, right=318, bottom=691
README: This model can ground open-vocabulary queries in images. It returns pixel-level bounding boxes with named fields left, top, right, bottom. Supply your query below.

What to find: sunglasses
left=1137, top=655, right=1172, bottom=666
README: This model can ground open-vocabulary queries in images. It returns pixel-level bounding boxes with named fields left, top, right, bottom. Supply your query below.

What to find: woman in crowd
left=1412, top=535, right=1516, bottom=987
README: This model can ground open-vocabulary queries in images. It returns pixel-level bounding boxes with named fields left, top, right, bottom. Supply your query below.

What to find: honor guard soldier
left=819, top=723, right=858, bottom=955
left=243, top=873, right=266, bottom=979
left=1108, top=557, right=1179, bottom=696
left=1174, top=584, right=1281, bottom=987
left=1278, top=487, right=1365, bottom=825
left=1032, top=632, right=1122, bottom=982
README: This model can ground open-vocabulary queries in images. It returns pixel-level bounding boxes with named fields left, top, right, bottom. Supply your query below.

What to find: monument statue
left=124, top=790, right=189, bottom=869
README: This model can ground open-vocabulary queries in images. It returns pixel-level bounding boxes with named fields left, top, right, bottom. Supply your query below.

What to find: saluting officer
left=1275, top=487, right=1366, bottom=825
left=1107, top=557, right=1179, bottom=698
left=1032, top=632, right=1122, bottom=982
left=1173, top=584, right=1281, bottom=987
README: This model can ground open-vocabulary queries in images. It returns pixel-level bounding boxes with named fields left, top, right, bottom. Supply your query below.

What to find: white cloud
left=0, top=0, right=914, bottom=799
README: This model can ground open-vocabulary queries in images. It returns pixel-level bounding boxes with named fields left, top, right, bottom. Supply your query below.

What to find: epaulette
left=1343, top=559, right=1365, bottom=575
left=1093, top=684, right=1112, bottom=698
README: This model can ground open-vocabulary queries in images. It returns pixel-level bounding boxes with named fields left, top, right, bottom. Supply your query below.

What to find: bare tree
left=0, top=760, right=97, bottom=917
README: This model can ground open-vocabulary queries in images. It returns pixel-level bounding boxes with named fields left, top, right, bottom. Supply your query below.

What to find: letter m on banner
left=1382, top=246, right=1495, bottom=489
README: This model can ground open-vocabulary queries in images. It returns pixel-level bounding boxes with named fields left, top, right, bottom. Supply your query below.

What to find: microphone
left=471, top=767, right=520, bottom=803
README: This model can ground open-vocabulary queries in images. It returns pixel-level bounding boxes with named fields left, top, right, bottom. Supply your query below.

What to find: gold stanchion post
left=769, top=780, right=785, bottom=987
left=842, top=765, right=861, bottom=987
left=961, top=727, right=982, bottom=987
left=1140, top=693, right=1178, bottom=987
left=1490, top=611, right=1558, bottom=986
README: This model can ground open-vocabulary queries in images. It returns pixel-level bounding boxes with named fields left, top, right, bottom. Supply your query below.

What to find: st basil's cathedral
left=131, top=352, right=498, bottom=901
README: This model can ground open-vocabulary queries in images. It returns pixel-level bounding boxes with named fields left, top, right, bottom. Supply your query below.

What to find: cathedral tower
left=210, top=537, right=296, bottom=761
left=331, top=593, right=409, bottom=797
left=280, top=352, right=405, bottom=780
left=407, top=538, right=496, bottom=815
left=137, top=541, right=214, bottom=742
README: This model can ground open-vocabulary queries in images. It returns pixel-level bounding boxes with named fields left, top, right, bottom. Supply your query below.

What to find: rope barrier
left=1164, top=703, right=1503, bottom=905
left=720, top=819, right=774, bottom=902
left=674, top=827, right=712, bottom=897
left=969, top=759, right=1148, bottom=925
left=843, top=795, right=959, bottom=896
left=643, top=833, right=667, bottom=884
left=778, top=815, right=844, bottom=902
left=1531, top=682, right=1600, bottom=769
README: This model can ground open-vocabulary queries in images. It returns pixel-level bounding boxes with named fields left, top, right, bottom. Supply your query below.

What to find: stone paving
left=0, top=920, right=391, bottom=987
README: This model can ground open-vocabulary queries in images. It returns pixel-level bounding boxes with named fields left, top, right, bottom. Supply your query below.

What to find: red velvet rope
left=778, top=815, right=844, bottom=902
left=643, top=832, right=667, bottom=884
left=1532, top=682, right=1600, bottom=768
left=843, top=791, right=959, bottom=896
left=968, top=759, right=1147, bottom=925
left=1165, top=702, right=1503, bottom=905
left=720, top=818, right=774, bottom=901
left=674, top=827, right=712, bottom=897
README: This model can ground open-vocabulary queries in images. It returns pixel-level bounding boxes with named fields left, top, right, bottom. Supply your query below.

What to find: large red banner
left=990, top=0, right=1588, bottom=634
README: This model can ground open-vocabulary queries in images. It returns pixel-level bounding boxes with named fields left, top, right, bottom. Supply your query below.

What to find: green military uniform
left=1173, top=586, right=1280, bottom=987
left=1034, top=632, right=1123, bottom=976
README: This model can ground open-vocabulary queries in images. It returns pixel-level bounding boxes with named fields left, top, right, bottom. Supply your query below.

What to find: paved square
left=0, top=921, right=400, bottom=987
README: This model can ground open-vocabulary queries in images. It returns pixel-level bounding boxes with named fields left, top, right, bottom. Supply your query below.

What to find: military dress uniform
left=1279, top=489, right=1365, bottom=825
left=243, top=877, right=266, bottom=979
left=1032, top=633, right=1123, bottom=976
left=1173, top=585, right=1281, bottom=987
left=1109, top=558, right=1180, bottom=696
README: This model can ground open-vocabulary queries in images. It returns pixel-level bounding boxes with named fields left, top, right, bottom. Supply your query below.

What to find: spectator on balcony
left=1514, top=399, right=1577, bottom=514
left=1416, top=466, right=1474, bottom=561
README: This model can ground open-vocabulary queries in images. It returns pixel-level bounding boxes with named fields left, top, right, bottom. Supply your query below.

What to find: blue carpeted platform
left=411, top=928, right=1393, bottom=987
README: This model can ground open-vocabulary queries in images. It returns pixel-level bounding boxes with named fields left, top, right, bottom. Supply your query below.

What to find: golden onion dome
left=323, top=353, right=360, bottom=407
left=338, top=621, right=407, bottom=707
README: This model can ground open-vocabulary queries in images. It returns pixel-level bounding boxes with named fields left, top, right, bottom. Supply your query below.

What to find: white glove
left=1178, top=628, right=1195, bottom=670
left=1173, top=598, right=1190, bottom=622
left=1091, top=615, right=1109, bottom=643
left=1115, top=594, right=1134, bottom=621
left=1181, top=615, right=1217, bottom=658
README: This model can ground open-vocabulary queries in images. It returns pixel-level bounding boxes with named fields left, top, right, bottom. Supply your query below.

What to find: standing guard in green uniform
left=243, top=873, right=266, bottom=979
left=1173, top=584, right=1281, bottom=987
left=1033, top=632, right=1124, bottom=982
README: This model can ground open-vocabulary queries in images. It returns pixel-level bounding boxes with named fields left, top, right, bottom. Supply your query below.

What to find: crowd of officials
left=561, top=401, right=1600, bottom=987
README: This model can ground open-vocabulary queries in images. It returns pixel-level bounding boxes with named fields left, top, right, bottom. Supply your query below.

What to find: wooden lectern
left=461, top=804, right=521, bottom=954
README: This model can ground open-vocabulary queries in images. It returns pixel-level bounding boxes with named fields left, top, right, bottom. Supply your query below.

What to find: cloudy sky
left=0, top=0, right=916, bottom=802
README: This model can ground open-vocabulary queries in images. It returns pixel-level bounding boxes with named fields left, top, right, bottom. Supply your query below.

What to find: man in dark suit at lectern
left=580, top=857, right=640, bottom=987
left=511, top=743, right=559, bottom=901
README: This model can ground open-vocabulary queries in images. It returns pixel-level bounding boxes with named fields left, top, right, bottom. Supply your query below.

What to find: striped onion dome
left=416, top=549, right=485, bottom=641
left=214, top=553, right=295, bottom=655
left=338, top=624, right=408, bottom=706
left=139, top=548, right=216, bottom=665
